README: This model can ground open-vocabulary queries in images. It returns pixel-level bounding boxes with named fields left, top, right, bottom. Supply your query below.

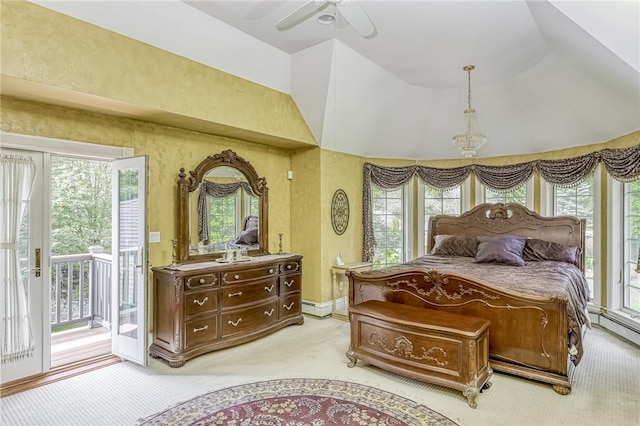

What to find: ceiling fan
left=275, top=0, right=375, bottom=37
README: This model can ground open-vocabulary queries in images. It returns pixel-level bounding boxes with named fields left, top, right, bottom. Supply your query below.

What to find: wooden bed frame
left=348, top=203, right=586, bottom=394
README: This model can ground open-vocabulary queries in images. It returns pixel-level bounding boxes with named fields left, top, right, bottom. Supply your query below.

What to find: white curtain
left=1, top=154, right=36, bottom=363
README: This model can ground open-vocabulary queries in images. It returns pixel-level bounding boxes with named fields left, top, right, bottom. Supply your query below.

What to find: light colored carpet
left=1, top=316, right=638, bottom=426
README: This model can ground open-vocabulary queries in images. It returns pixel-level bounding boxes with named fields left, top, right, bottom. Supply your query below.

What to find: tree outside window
left=424, top=185, right=461, bottom=253
left=372, top=186, right=404, bottom=268
left=208, top=195, right=237, bottom=244
left=484, top=185, right=526, bottom=205
left=554, top=178, right=594, bottom=298
left=624, top=179, right=640, bottom=313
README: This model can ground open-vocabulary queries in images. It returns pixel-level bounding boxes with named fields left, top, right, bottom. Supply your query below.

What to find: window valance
left=362, top=144, right=640, bottom=262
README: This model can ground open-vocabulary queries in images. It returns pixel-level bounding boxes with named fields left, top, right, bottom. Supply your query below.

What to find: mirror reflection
left=177, top=149, right=268, bottom=263
left=189, top=166, right=260, bottom=254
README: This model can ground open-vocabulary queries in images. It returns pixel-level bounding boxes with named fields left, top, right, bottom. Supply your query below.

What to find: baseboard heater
left=301, top=300, right=333, bottom=318
left=589, top=310, right=640, bottom=346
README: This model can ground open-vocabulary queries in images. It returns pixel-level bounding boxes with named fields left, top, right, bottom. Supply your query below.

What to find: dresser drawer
left=279, top=294, right=302, bottom=320
left=184, top=316, right=217, bottom=349
left=279, top=274, right=301, bottom=295
left=222, top=265, right=278, bottom=284
left=185, top=273, right=217, bottom=290
left=185, top=289, right=218, bottom=317
left=221, top=279, right=277, bottom=309
left=280, top=260, right=301, bottom=274
left=221, top=300, right=279, bottom=338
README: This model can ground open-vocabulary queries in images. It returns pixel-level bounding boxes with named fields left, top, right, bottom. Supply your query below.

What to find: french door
left=0, top=149, right=48, bottom=384
left=111, top=156, right=148, bottom=365
left=1, top=133, right=148, bottom=383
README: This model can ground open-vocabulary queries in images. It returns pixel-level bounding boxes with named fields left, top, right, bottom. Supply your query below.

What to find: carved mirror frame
left=177, top=149, right=269, bottom=263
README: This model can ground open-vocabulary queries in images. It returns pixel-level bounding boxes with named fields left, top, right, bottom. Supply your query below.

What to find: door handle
left=35, top=248, right=41, bottom=277
left=134, top=246, right=144, bottom=269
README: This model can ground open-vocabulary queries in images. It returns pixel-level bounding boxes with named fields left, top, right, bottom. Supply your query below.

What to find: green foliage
left=208, top=195, right=237, bottom=243
left=485, top=185, right=526, bottom=204
left=51, top=156, right=112, bottom=255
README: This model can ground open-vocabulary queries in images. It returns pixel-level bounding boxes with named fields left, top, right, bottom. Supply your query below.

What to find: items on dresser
left=150, top=254, right=303, bottom=367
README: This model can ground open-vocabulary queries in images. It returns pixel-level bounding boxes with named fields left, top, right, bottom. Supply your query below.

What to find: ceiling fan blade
left=275, top=0, right=328, bottom=30
left=337, top=0, right=375, bottom=37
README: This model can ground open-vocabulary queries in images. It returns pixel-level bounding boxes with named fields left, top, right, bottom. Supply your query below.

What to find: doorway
left=1, top=133, right=147, bottom=386
left=49, top=155, right=113, bottom=368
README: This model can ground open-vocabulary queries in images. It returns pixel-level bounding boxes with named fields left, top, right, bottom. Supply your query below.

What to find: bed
left=348, top=203, right=591, bottom=394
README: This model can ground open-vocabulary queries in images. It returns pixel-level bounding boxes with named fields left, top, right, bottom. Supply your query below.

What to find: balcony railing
left=50, top=246, right=112, bottom=330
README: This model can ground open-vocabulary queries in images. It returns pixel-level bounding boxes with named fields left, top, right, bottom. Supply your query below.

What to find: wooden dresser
left=150, top=254, right=303, bottom=367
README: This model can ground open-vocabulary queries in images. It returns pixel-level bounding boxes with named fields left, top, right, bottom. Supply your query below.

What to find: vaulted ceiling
left=31, top=1, right=640, bottom=159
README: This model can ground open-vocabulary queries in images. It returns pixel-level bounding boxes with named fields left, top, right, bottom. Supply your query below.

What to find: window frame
left=371, top=185, right=406, bottom=268
left=476, top=178, right=534, bottom=210
left=540, top=169, right=601, bottom=306
left=417, top=178, right=469, bottom=257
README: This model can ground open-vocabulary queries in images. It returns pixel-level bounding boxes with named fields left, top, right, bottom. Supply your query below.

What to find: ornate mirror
left=177, top=150, right=269, bottom=263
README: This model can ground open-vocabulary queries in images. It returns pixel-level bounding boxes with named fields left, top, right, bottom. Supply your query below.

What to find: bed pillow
left=234, top=227, right=258, bottom=245
left=243, top=215, right=258, bottom=231
left=431, top=235, right=477, bottom=257
left=523, top=238, right=580, bottom=266
left=474, top=235, right=527, bottom=267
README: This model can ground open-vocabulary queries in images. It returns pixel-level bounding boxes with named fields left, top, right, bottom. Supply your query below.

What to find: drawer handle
left=287, top=264, right=292, bottom=270
left=285, top=279, right=294, bottom=287
left=199, top=278, right=205, bottom=284
left=234, top=274, right=240, bottom=280
left=264, top=285, right=274, bottom=292
left=228, top=291, right=243, bottom=297
left=264, top=309, right=275, bottom=317
left=268, top=268, right=274, bottom=274
left=283, top=302, right=295, bottom=311
left=228, top=318, right=242, bottom=327
left=193, top=296, right=209, bottom=306
left=193, top=325, right=208, bottom=333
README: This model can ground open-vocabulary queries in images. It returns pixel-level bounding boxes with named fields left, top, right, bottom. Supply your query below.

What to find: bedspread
left=367, top=255, right=591, bottom=365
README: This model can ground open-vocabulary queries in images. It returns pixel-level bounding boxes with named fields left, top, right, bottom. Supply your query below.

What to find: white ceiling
left=30, top=1, right=640, bottom=160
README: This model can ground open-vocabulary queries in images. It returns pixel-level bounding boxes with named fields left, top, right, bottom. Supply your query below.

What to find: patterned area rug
left=138, top=378, right=459, bottom=426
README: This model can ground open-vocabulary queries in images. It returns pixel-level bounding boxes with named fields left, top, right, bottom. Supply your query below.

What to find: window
left=478, top=179, right=533, bottom=209
left=623, top=179, right=640, bottom=314
left=208, top=194, right=237, bottom=244
left=372, top=186, right=404, bottom=268
left=554, top=178, right=595, bottom=298
left=483, top=186, right=526, bottom=205
left=422, top=185, right=462, bottom=254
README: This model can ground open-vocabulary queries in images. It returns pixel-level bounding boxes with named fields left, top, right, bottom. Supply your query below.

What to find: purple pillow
left=431, top=235, right=477, bottom=257
left=523, top=238, right=580, bottom=266
left=234, top=227, right=258, bottom=245
left=474, top=235, right=527, bottom=267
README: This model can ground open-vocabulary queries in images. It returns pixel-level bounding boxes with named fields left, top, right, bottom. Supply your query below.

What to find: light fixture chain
left=467, top=69, right=472, bottom=109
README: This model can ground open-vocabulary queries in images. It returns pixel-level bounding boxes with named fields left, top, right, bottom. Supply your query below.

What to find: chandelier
left=452, top=65, right=487, bottom=158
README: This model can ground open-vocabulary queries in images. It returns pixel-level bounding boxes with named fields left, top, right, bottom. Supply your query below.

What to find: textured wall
left=289, top=148, right=322, bottom=302
left=1, top=96, right=292, bottom=284
left=1, top=1, right=316, bottom=147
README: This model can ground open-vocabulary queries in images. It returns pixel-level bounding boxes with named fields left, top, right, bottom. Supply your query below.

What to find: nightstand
left=331, top=261, right=373, bottom=320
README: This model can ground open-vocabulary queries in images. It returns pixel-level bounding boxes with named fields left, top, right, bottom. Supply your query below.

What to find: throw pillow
left=474, top=235, right=527, bottom=267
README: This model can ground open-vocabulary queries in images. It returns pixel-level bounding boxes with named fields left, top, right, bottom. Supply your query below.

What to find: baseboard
left=589, top=310, right=640, bottom=346
left=0, top=354, right=121, bottom=397
left=301, top=300, right=333, bottom=318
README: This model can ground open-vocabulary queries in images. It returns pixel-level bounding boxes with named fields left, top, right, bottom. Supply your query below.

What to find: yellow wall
left=1, top=1, right=316, bottom=148
left=1, top=96, right=293, bottom=299
left=3, top=0, right=640, bottom=315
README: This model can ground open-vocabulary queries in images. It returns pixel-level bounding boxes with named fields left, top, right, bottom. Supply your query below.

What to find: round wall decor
left=331, top=189, right=349, bottom=235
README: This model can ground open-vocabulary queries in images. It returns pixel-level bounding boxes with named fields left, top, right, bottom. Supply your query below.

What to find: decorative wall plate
left=331, top=189, right=349, bottom=235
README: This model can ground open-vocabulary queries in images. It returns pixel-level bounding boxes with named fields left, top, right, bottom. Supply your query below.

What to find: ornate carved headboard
left=427, top=203, right=586, bottom=271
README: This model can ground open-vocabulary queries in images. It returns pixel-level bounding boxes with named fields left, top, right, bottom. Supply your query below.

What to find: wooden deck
left=51, top=326, right=111, bottom=368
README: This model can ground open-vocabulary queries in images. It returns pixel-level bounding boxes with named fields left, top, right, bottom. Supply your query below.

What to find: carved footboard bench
left=348, top=269, right=573, bottom=395
left=347, top=300, right=492, bottom=408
